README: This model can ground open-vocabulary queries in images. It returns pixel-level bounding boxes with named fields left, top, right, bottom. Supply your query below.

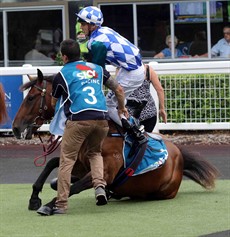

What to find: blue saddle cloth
left=123, top=133, right=168, bottom=176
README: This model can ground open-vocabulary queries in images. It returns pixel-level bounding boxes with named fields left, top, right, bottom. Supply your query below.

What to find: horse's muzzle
left=12, top=127, right=22, bottom=139
left=12, top=126, right=34, bottom=140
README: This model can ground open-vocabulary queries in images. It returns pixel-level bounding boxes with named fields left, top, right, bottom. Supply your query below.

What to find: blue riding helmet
left=76, top=6, right=103, bottom=26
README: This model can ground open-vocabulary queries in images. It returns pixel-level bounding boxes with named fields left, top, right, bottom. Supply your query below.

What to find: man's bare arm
left=105, top=76, right=129, bottom=118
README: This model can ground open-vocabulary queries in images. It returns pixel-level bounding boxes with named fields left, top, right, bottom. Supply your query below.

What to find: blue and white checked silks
left=88, top=27, right=142, bottom=71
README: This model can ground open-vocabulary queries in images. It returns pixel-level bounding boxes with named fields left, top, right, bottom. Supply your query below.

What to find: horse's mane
left=20, top=75, right=54, bottom=91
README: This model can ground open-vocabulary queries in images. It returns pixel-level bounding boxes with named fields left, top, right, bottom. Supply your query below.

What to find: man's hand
left=118, top=107, right=129, bottom=119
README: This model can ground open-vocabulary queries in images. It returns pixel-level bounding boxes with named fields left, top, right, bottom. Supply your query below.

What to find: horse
left=12, top=69, right=219, bottom=214
left=0, top=83, right=8, bottom=124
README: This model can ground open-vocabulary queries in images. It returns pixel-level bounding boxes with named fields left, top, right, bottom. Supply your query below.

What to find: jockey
left=76, top=6, right=147, bottom=146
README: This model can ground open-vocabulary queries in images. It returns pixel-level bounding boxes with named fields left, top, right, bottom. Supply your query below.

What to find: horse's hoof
left=28, top=198, right=42, bottom=211
left=105, top=189, right=122, bottom=200
left=37, top=206, right=53, bottom=216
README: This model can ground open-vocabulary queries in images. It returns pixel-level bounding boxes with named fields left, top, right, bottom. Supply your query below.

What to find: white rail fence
left=149, top=61, right=230, bottom=131
left=0, top=61, right=229, bottom=132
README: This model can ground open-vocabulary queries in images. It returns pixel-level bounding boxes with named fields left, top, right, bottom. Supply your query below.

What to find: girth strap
left=108, top=141, right=148, bottom=190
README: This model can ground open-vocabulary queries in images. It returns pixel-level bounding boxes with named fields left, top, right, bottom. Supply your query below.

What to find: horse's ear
left=27, top=75, right=35, bottom=81
left=37, top=69, right=44, bottom=83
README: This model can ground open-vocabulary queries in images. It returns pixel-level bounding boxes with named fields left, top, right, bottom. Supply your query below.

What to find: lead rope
left=34, top=134, right=62, bottom=167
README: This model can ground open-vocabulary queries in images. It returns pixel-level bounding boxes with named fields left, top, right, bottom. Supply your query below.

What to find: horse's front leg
left=28, top=157, right=60, bottom=210
left=36, top=197, right=57, bottom=216
left=36, top=172, right=93, bottom=216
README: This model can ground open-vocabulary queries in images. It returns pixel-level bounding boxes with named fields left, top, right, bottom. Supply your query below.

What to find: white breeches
left=106, top=64, right=145, bottom=126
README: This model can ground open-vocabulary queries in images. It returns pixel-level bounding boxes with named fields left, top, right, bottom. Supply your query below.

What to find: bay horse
left=0, top=83, right=8, bottom=124
left=12, top=69, right=219, bottom=213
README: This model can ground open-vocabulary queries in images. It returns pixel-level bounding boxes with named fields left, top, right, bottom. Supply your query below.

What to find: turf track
left=0, top=144, right=229, bottom=237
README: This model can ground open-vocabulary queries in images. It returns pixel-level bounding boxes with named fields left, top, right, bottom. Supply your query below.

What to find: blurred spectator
left=76, top=22, right=89, bottom=61
left=76, top=31, right=90, bottom=60
left=127, top=64, right=167, bottom=132
left=201, top=25, right=230, bottom=58
left=154, top=35, right=184, bottom=58
left=177, top=40, right=191, bottom=56
left=24, top=40, right=54, bottom=66
left=189, top=31, right=208, bottom=57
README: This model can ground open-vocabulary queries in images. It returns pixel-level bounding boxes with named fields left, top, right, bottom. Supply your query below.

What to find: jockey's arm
left=91, top=41, right=107, bottom=68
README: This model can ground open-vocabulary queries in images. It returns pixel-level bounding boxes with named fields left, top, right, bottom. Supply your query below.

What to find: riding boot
left=121, top=118, right=147, bottom=157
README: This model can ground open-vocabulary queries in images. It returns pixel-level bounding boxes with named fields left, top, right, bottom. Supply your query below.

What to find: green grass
left=0, top=180, right=229, bottom=237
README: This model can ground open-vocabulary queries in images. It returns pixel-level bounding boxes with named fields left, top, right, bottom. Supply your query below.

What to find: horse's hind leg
left=157, top=153, right=183, bottom=200
left=69, top=172, right=93, bottom=196
left=28, top=157, right=59, bottom=210
left=146, top=149, right=183, bottom=200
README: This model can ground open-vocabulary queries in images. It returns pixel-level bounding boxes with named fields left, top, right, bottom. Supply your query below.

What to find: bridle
left=28, top=78, right=61, bottom=167
left=30, top=79, right=50, bottom=129
left=22, top=76, right=61, bottom=166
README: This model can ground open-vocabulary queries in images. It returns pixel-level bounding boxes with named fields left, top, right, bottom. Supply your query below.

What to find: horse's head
left=12, top=69, right=55, bottom=139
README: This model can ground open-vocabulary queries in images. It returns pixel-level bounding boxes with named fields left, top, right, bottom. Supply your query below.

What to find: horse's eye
left=27, top=96, right=34, bottom=101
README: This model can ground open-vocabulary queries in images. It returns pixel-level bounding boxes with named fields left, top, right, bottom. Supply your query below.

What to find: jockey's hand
left=118, top=107, right=129, bottom=119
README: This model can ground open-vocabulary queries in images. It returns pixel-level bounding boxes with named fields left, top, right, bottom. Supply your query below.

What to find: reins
left=34, top=135, right=62, bottom=167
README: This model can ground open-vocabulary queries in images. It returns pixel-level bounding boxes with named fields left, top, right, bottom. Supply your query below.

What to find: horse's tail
left=179, top=146, right=220, bottom=190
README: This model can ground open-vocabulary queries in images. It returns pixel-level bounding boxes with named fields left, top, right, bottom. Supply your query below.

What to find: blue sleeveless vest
left=61, top=61, right=107, bottom=114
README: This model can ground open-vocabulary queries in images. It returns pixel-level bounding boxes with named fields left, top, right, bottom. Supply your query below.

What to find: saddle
left=108, top=119, right=168, bottom=191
